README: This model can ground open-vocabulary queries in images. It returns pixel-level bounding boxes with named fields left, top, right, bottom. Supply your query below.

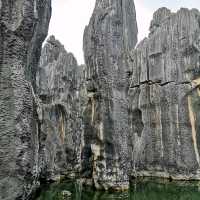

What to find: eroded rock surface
left=35, top=3, right=200, bottom=192
left=129, top=7, right=200, bottom=179
left=37, top=36, right=85, bottom=181
left=0, top=1, right=51, bottom=199
left=82, top=0, right=138, bottom=190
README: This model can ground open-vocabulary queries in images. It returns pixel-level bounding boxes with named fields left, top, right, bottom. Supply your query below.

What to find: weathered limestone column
left=0, top=1, right=51, bottom=199
left=83, top=0, right=138, bottom=190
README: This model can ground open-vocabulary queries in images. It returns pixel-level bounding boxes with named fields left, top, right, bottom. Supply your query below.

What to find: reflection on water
left=36, top=179, right=200, bottom=200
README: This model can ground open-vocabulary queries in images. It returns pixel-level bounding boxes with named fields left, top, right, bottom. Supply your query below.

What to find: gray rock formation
left=0, top=1, right=51, bottom=199
left=129, top=7, right=200, bottom=179
left=37, top=36, right=85, bottom=181
left=82, top=0, right=138, bottom=190
left=34, top=2, right=200, bottom=193
left=2, top=0, right=200, bottom=197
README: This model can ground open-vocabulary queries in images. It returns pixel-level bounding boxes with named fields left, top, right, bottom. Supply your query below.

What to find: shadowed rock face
left=0, top=0, right=51, bottom=199
left=37, top=36, right=85, bottom=181
left=83, top=0, right=138, bottom=190
left=129, top=8, right=200, bottom=179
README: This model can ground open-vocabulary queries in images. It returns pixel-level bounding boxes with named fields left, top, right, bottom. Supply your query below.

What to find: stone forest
left=0, top=0, right=200, bottom=200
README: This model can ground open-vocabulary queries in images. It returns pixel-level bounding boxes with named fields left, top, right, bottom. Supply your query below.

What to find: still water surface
left=36, top=179, right=200, bottom=200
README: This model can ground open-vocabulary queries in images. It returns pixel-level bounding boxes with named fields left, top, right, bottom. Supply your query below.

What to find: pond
left=36, top=179, right=200, bottom=200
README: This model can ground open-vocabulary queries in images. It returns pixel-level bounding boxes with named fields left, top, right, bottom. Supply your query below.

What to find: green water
left=36, top=179, right=200, bottom=200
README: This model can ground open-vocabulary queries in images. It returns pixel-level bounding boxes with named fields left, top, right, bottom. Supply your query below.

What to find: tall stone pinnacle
left=83, top=0, right=138, bottom=190
left=0, top=1, right=51, bottom=199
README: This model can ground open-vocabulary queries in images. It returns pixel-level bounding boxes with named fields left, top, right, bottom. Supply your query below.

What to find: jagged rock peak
left=149, top=7, right=200, bottom=35
left=149, top=7, right=171, bottom=35
left=85, top=0, right=138, bottom=54
left=37, top=35, right=79, bottom=99
left=132, top=7, right=200, bottom=87
left=39, top=35, right=77, bottom=69
left=46, top=35, right=65, bottom=50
